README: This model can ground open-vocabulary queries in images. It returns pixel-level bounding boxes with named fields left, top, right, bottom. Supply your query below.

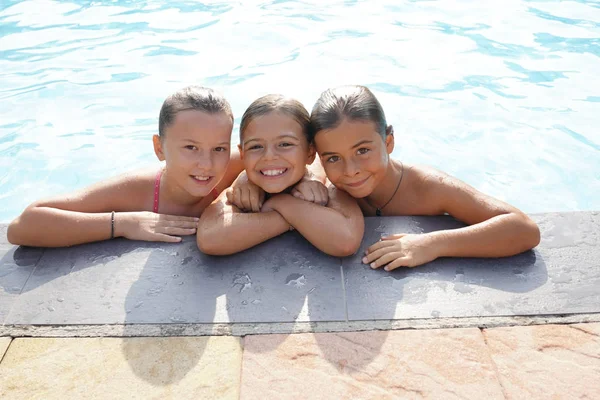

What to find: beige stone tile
left=241, top=328, right=504, bottom=400
left=484, top=323, right=600, bottom=399
left=0, top=337, right=11, bottom=360
left=0, top=336, right=241, bottom=400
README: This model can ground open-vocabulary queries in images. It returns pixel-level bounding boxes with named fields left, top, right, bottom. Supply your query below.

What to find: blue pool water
left=1, top=0, right=599, bottom=222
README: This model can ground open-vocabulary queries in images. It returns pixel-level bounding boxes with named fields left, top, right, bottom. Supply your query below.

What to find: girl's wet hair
left=310, top=85, right=390, bottom=138
left=158, top=86, right=233, bottom=137
left=240, top=94, right=312, bottom=144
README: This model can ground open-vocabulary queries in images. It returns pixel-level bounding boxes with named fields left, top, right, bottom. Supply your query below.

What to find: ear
left=306, top=143, right=317, bottom=165
left=385, top=125, right=395, bottom=155
left=238, top=143, right=244, bottom=160
left=153, top=135, right=165, bottom=161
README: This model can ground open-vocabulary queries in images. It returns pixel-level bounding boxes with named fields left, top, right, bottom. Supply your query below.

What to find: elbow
left=6, top=220, right=21, bottom=246
left=328, top=233, right=362, bottom=258
left=196, top=229, right=232, bottom=256
left=6, top=215, right=30, bottom=246
left=514, top=214, right=541, bottom=253
left=524, top=216, right=541, bottom=250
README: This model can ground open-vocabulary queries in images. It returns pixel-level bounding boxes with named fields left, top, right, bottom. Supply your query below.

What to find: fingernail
left=362, top=257, right=367, bottom=263
left=194, top=218, right=200, bottom=221
left=370, top=263, right=376, bottom=269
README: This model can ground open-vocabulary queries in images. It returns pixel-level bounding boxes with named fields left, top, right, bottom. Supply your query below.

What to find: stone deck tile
left=0, top=336, right=242, bottom=400
left=483, top=322, right=600, bottom=399
left=240, top=328, right=505, bottom=399
left=0, top=337, right=10, bottom=360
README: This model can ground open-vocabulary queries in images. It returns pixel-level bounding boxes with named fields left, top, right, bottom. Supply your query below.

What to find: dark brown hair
left=239, top=94, right=312, bottom=144
left=310, top=85, right=390, bottom=139
left=158, top=86, right=233, bottom=137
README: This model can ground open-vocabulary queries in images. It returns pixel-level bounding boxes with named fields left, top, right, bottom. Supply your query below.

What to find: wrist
left=426, top=231, right=449, bottom=259
left=112, top=212, right=128, bottom=238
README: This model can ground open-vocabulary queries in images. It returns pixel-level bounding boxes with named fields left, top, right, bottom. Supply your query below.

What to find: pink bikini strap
left=153, top=169, right=162, bottom=213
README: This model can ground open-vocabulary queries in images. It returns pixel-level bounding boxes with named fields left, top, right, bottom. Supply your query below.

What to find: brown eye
left=327, top=155, right=340, bottom=163
left=357, top=148, right=370, bottom=155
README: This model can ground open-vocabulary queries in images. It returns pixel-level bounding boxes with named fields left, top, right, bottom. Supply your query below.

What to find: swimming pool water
left=1, top=0, right=599, bottom=222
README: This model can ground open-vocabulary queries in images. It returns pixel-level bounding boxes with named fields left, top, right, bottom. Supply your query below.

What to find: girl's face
left=240, top=112, right=315, bottom=194
left=315, top=118, right=394, bottom=198
left=153, top=110, right=233, bottom=198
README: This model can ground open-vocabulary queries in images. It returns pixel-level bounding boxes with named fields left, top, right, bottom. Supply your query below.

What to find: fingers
left=151, top=233, right=183, bottom=243
left=159, top=226, right=197, bottom=236
left=316, top=185, right=328, bottom=205
left=158, top=214, right=200, bottom=222
left=291, top=188, right=305, bottom=201
left=383, top=257, right=412, bottom=271
left=367, top=251, right=402, bottom=269
left=226, top=189, right=233, bottom=204
left=362, top=246, right=392, bottom=264
left=241, top=188, right=251, bottom=211
left=365, top=239, right=396, bottom=255
left=381, top=233, right=407, bottom=241
left=249, top=189, right=261, bottom=213
left=161, top=219, right=199, bottom=229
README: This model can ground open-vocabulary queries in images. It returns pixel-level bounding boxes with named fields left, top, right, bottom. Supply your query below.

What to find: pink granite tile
left=241, top=329, right=504, bottom=399
left=484, top=323, right=600, bottom=399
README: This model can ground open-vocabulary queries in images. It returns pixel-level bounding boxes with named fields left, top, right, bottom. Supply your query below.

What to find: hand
left=362, top=233, right=439, bottom=271
left=291, top=180, right=328, bottom=206
left=260, top=196, right=279, bottom=213
left=227, top=171, right=265, bottom=212
left=116, top=212, right=199, bottom=243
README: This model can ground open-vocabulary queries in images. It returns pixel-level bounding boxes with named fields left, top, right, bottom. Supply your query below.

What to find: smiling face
left=153, top=110, right=233, bottom=198
left=315, top=118, right=394, bottom=198
left=240, top=112, right=315, bottom=193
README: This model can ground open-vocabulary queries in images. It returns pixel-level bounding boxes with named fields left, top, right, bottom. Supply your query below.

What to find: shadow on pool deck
left=3, top=212, right=600, bottom=386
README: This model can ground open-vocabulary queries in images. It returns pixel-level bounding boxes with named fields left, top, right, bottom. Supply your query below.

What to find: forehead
left=315, top=119, right=381, bottom=151
left=243, top=112, right=304, bottom=140
left=167, top=110, right=233, bottom=140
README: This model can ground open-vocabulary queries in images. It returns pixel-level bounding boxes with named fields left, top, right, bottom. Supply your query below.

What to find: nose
left=195, top=151, right=213, bottom=170
left=262, top=144, right=278, bottom=160
left=343, top=159, right=360, bottom=177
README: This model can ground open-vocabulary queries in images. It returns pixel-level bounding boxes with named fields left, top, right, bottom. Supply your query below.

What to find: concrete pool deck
left=1, top=212, right=599, bottom=398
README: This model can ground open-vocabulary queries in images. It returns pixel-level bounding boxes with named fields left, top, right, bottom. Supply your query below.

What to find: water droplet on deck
left=241, top=300, right=248, bottom=305
left=251, top=299, right=261, bottom=305
left=135, top=301, right=144, bottom=308
left=232, top=273, right=252, bottom=293
left=47, top=306, right=55, bottom=312
left=285, top=273, right=306, bottom=288
left=181, top=256, right=193, bottom=265
left=57, top=297, right=64, bottom=302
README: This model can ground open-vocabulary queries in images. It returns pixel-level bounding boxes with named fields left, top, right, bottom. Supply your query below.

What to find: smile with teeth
left=260, top=168, right=287, bottom=177
left=192, top=175, right=211, bottom=181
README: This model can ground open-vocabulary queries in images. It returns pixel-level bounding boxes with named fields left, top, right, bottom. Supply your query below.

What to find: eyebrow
left=183, top=139, right=230, bottom=145
left=243, top=134, right=300, bottom=146
left=320, top=140, right=374, bottom=156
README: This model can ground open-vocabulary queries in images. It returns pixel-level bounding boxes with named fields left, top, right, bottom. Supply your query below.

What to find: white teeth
left=261, top=169, right=286, bottom=176
left=194, top=176, right=210, bottom=181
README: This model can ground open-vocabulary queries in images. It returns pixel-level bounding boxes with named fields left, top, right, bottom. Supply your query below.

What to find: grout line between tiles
left=3, top=248, right=45, bottom=328
left=479, top=327, right=509, bottom=399
left=339, top=257, right=349, bottom=322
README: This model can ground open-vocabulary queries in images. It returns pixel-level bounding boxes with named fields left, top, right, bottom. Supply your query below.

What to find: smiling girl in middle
left=197, top=94, right=364, bottom=256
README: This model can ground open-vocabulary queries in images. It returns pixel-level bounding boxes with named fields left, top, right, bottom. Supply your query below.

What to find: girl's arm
left=7, top=172, right=198, bottom=247
left=196, top=193, right=291, bottom=255
left=365, top=169, right=540, bottom=270
left=422, top=171, right=540, bottom=257
left=263, top=186, right=365, bottom=257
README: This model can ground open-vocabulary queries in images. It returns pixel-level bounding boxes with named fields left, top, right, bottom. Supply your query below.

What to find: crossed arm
left=197, top=185, right=364, bottom=257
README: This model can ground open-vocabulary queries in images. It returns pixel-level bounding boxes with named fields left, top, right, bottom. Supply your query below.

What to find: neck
left=366, top=159, right=403, bottom=208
